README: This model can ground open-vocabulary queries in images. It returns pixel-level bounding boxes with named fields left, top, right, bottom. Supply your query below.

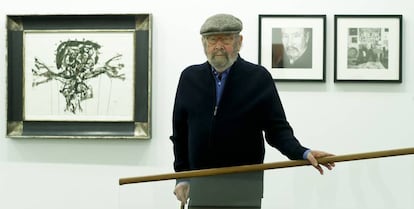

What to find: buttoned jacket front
left=171, top=56, right=307, bottom=172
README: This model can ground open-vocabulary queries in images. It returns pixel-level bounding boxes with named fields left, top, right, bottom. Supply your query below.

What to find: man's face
left=202, top=33, right=242, bottom=72
left=281, top=28, right=309, bottom=61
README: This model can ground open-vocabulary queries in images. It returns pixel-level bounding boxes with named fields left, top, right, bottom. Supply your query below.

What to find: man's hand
left=306, top=150, right=335, bottom=175
left=173, top=181, right=190, bottom=205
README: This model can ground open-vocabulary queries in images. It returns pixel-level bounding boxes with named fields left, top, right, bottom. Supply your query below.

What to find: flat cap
left=200, top=14, right=243, bottom=36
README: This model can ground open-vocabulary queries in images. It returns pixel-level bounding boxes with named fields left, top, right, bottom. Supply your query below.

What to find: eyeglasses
left=205, top=35, right=236, bottom=45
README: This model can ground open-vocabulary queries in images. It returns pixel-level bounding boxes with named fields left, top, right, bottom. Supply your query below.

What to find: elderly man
left=170, top=14, right=334, bottom=209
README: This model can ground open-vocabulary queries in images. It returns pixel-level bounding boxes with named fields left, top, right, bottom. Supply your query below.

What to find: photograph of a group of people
left=346, top=27, right=389, bottom=69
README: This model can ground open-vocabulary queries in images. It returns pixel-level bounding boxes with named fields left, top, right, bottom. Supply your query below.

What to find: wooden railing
left=119, top=147, right=414, bottom=185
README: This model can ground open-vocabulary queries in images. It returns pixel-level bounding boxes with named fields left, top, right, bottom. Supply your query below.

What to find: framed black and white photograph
left=7, top=14, right=152, bottom=139
left=259, top=15, right=326, bottom=81
left=334, top=15, right=402, bottom=82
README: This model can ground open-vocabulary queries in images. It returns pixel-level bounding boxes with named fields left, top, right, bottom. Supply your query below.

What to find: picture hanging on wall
left=7, top=14, right=152, bottom=139
left=259, top=15, right=326, bottom=81
left=334, top=15, right=402, bottom=82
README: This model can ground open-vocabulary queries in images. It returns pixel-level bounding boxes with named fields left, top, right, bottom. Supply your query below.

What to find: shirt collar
left=211, top=67, right=230, bottom=78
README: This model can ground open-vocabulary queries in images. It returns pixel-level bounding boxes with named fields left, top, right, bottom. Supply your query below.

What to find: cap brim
left=201, top=31, right=240, bottom=36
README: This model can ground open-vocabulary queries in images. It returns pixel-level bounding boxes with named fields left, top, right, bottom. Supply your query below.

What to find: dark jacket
left=170, top=56, right=307, bottom=172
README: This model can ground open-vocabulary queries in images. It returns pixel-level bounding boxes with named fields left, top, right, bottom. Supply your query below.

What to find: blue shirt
left=212, top=68, right=230, bottom=106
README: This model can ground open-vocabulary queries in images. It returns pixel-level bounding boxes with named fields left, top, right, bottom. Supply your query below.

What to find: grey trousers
left=187, top=172, right=263, bottom=209
left=189, top=207, right=261, bottom=209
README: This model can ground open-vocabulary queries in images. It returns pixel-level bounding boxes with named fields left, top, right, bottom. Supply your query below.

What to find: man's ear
left=237, top=35, right=244, bottom=49
left=239, top=35, right=243, bottom=42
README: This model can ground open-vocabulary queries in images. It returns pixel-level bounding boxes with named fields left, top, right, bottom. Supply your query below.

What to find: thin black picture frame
left=258, top=14, right=326, bottom=82
left=334, top=15, right=403, bottom=82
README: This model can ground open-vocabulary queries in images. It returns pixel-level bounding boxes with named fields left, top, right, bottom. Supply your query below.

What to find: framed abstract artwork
left=7, top=14, right=152, bottom=139
left=259, top=15, right=326, bottom=81
left=334, top=15, right=402, bottom=82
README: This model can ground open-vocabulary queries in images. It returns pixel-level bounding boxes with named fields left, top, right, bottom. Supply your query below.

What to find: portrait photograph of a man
left=259, top=15, right=325, bottom=81
left=272, top=27, right=313, bottom=69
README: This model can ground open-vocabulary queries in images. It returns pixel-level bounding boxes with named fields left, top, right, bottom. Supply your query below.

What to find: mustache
left=212, top=50, right=228, bottom=56
left=285, top=46, right=299, bottom=52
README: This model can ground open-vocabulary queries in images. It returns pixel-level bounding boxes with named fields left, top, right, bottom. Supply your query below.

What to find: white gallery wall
left=0, top=0, right=413, bottom=209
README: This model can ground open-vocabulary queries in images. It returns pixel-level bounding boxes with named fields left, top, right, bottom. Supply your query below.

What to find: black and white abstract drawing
left=24, top=31, right=135, bottom=121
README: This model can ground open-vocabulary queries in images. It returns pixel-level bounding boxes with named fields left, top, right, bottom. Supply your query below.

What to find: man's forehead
left=282, top=28, right=305, bottom=33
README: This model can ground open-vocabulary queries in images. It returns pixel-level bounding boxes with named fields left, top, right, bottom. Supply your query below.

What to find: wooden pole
left=119, top=147, right=414, bottom=185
